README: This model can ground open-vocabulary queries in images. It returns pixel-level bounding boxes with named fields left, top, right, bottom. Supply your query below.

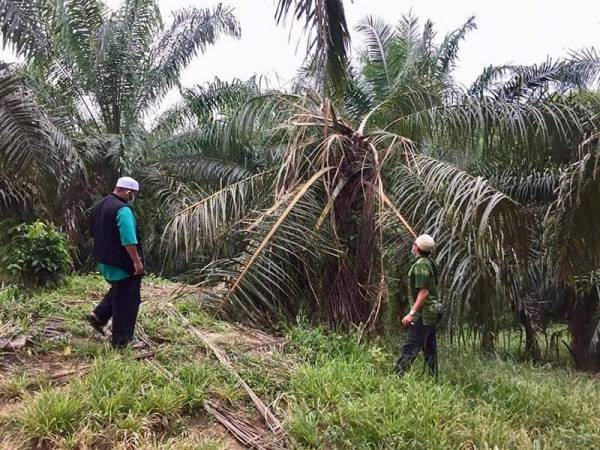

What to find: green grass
left=2, top=276, right=600, bottom=449
left=283, top=327, right=600, bottom=449
left=11, top=353, right=242, bottom=447
left=0, top=373, right=38, bottom=401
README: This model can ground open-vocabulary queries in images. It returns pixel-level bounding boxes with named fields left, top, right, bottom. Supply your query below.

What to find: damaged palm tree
left=163, top=7, right=599, bottom=363
left=164, top=84, right=537, bottom=332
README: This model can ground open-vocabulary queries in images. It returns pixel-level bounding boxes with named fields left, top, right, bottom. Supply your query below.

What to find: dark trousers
left=93, top=276, right=141, bottom=347
left=395, top=318, right=438, bottom=376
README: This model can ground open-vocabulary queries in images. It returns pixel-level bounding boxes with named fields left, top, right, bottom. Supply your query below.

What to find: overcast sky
left=1, top=0, right=598, bottom=98
left=129, top=0, right=600, bottom=89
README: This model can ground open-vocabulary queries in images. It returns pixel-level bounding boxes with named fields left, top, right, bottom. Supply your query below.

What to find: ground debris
left=0, top=334, right=28, bottom=352
left=204, top=400, right=288, bottom=450
left=170, top=305, right=290, bottom=447
left=204, top=325, right=286, bottom=354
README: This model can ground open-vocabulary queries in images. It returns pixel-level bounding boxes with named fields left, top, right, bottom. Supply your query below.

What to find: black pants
left=395, top=318, right=438, bottom=376
left=93, top=276, right=141, bottom=347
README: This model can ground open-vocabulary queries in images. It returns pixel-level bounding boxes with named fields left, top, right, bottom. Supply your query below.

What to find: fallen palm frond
left=169, top=305, right=287, bottom=438
left=204, top=400, right=287, bottom=450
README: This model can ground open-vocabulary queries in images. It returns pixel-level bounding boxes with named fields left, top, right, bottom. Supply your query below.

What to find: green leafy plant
left=0, top=220, right=73, bottom=288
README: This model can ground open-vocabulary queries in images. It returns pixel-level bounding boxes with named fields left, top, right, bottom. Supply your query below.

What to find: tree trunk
left=568, top=289, right=600, bottom=372
left=522, top=311, right=542, bottom=362
left=478, top=280, right=496, bottom=354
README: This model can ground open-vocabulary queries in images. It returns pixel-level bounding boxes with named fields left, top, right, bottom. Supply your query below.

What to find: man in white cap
left=394, top=234, right=442, bottom=376
left=87, top=176, right=144, bottom=348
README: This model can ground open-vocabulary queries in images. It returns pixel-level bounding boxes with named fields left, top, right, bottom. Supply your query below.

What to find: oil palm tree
left=0, top=62, right=84, bottom=229
left=0, top=0, right=240, bottom=262
left=163, top=11, right=598, bottom=357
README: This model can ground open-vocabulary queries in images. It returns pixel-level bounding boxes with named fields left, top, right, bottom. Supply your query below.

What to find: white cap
left=115, top=176, right=139, bottom=191
left=415, top=234, right=435, bottom=252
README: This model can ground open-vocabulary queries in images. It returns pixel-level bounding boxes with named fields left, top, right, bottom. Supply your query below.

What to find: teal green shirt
left=98, top=207, right=138, bottom=282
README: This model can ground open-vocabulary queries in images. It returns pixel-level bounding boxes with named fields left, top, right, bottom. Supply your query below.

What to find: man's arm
left=402, top=288, right=429, bottom=327
left=125, top=245, right=144, bottom=275
left=117, top=207, right=143, bottom=275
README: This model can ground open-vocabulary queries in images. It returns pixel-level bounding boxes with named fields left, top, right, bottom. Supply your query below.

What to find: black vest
left=90, top=194, right=143, bottom=273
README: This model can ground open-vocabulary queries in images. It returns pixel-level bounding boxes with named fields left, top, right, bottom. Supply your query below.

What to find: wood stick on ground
left=169, top=305, right=286, bottom=435
left=204, top=401, right=268, bottom=450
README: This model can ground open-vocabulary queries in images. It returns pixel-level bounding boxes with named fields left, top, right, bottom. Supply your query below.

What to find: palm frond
left=468, top=64, right=517, bottom=96
left=543, top=144, right=600, bottom=281
left=275, top=0, right=351, bottom=95
left=385, top=153, right=527, bottom=333
left=54, top=0, right=105, bottom=72
left=137, top=4, right=241, bottom=113
left=471, top=160, right=561, bottom=204
left=162, top=171, right=274, bottom=263
left=0, top=0, right=50, bottom=61
left=437, top=16, right=476, bottom=75
left=565, top=47, right=600, bottom=89
left=389, top=92, right=594, bottom=159
left=150, top=77, right=262, bottom=135
left=490, top=59, right=577, bottom=101
left=0, top=63, right=84, bottom=217
left=0, top=64, right=72, bottom=174
left=198, top=169, right=334, bottom=325
left=356, top=15, right=395, bottom=93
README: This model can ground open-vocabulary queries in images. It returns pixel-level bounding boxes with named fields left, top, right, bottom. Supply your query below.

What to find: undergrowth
left=1, top=276, right=599, bottom=449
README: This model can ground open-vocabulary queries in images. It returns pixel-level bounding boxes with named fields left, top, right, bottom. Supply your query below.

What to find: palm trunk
left=476, top=279, right=496, bottom=354
left=522, top=310, right=541, bottom=361
left=321, top=172, right=380, bottom=328
left=568, top=289, right=600, bottom=372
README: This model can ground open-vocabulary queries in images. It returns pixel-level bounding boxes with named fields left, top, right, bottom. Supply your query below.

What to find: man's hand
left=133, top=260, right=144, bottom=276
left=125, top=245, right=144, bottom=276
left=402, top=313, right=414, bottom=327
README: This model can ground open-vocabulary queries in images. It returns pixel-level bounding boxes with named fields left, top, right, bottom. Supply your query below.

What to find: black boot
left=86, top=313, right=106, bottom=336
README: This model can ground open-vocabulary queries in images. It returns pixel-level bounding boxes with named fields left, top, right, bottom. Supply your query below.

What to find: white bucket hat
left=415, top=234, right=435, bottom=252
left=115, top=176, right=139, bottom=191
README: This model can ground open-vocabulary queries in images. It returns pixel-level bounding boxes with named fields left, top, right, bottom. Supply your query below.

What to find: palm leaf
left=162, top=171, right=273, bottom=262
left=275, top=0, right=351, bottom=95
left=137, top=4, right=241, bottom=114
left=199, top=169, right=335, bottom=325
left=0, top=0, right=50, bottom=61
left=437, top=16, right=476, bottom=75
left=385, top=153, right=527, bottom=333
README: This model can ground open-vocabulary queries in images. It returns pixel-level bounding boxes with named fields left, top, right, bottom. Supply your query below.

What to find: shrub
left=0, top=220, right=72, bottom=288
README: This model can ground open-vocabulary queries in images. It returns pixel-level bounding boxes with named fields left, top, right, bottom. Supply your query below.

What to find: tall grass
left=2, top=276, right=600, bottom=449
left=284, top=326, right=600, bottom=449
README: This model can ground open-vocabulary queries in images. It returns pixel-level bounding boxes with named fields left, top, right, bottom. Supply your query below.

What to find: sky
left=130, top=0, right=600, bottom=88
left=1, top=0, right=599, bottom=101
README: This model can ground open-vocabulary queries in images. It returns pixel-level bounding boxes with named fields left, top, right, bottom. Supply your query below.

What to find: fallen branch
left=204, top=400, right=286, bottom=450
left=0, top=334, right=28, bottom=352
left=169, top=305, right=286, bottom=436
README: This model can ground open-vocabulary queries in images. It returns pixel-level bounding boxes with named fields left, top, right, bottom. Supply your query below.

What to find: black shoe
left=86, top=314, right=105, bottom=336
left=394, top=361, right=406, bottom=376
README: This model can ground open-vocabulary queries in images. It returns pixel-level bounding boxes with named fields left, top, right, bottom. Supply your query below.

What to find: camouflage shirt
left=408, top=256, right=441, bottom=326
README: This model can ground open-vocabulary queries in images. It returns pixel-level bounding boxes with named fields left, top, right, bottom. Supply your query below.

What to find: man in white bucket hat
left=394, top=234, right=442, bottom=377
left=87, top=177, right=144, bottom=348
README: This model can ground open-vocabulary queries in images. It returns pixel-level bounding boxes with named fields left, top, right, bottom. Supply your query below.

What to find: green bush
left=0, top=220, right=72, bottom=288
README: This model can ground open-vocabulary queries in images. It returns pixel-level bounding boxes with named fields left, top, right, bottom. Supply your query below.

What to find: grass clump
left=4, top=276, right=600, bottom=449
left=19, top=389, right=84, bottom=443
left=15, top=355, right=209, bottom=445
left=284, top=324, right=600, bottom=449
left=0, top=373, right=34, bottom=401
